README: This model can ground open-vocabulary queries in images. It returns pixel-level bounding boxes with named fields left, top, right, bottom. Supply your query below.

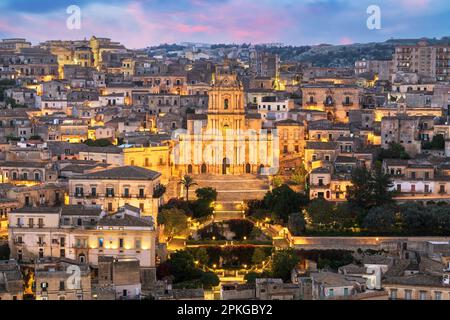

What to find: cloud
left=0, top=0, right=448, bottom=47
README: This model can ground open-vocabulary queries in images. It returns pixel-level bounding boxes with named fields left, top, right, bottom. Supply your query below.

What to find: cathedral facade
left=174, top=67, right=279, bottom=176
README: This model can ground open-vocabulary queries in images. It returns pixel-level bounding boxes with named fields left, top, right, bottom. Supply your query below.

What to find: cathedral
left=174, top=66, right=278, bottom=176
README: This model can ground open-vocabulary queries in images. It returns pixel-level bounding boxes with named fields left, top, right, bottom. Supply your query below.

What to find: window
left=91, top=187, right=97, bottom=197
left=135, top=238, right=142, bottom=249
left=139, top=188, right=145, bottom=198
left=38, top=218, right=44, bottom=228
left=75, top=186, right=84, bottom=197
left=411, top=185, right=416, bottom=192
left=405, top=290, right=412, bottom=300
left=328, top=289, right=334, bottom=297
left=344, top=288, right=349, bottom=296
left=434, top=291, right=442, bottom=300
left=59, top=281, right=65, bottom=291
left=224, top=98, right=229, bottom=110
left=119, top=238, right=124, bottom=248
left=107, top=203, right=113, bottom=212
left=98, top=237, right=104, bottom=248
left=106, top=187, right=114, bottom=197
left=123, top=187, right=130, bottom=198
left=390, top=289, right=397, bottom=300
left=28, top=218, right=34, bottom=228
left=419, top=291, right=427, bottom=300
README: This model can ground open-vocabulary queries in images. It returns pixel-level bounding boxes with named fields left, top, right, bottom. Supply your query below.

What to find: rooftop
left=72, top=166, right=161, bottom=181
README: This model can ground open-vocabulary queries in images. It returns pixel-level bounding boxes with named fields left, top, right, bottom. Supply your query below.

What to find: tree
left=362, top=206, right=397, bottom=234
left=423, top=134, right=445, bottom=150
left=399, top=203, right=437, bottom=235
left=272, top=176, right=284, bottom=188
left=195, top=187, right=217, bottom=203
left=252, top=248, right=268, bottom=266
left=271, top=249, right=299, bottom=282
left=378, top=142, right=410, bottom=160
left=187, top=247, right=209, bottom=266
left=333, top=202, right=359, bottom=230
left=347, top=166, right=374, bottom=209
left=263, top=185, right=308, bottom=223
left=347, top=165, right=394, bottom=210
left=288, top=212, right=306, bottom=236
left=306, top=199, right=335, bottom=230
left=0, top=244, right=10, bottom=260
left=200, top=272, right=220, bottom=289
left=371, top=164, right=394, bottom=207
left=153, top=184, right=166, bottom=198
left=157, top=208, right=188, bottom=238
left=179, top=175, right=197, bottom=201
left=244, top=272, right=260, bottom=284
left=291, top=164, right=308, bottom=187
left=167, top=250, right=197, bottom=283
left=84, top=138, right=113, bottom=147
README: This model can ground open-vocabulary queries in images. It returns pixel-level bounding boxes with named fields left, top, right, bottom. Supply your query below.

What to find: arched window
left=201, top=164, right=207, bottom=174
left=79, top=254, right=86, bottom=264
left=187, top=165, right=193, bottom=174
left=245, top=163, right=251, bottom=174
left=345, top=96, right=351, bottom=104
left=224, top=98, right=229, bottom=110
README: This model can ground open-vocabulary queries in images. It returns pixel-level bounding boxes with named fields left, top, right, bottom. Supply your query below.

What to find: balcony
left=342, top=101, right=354, bottom=107
left=323, top=101, right=335, bottom=107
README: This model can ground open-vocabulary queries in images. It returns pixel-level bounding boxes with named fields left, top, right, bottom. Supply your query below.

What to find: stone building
left=34, top=258, right=91, bottom=300
left=68, top=166, right=162, bottom=218
left=301, top=84, right=361, bottom=123
left=8, top=205, right=157, bottom=289
left=0, top=260, right=23, bottom=300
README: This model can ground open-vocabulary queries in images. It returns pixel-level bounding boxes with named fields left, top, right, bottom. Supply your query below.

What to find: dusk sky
left=0, top=0, right=449, bottom=48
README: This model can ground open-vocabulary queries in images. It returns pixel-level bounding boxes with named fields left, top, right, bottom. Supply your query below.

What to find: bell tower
left=207, top=66, right=246, bottom=132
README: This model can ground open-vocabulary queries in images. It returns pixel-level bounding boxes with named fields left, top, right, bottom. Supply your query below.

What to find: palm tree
left=179, top=175, right=197, bottom=201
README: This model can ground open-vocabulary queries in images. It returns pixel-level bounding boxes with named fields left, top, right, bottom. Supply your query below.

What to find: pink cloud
left=339, top=37, right=353, bottom=45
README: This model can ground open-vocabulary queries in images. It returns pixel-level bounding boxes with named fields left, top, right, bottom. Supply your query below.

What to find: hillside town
left=0, top=35, right=450, bottom=301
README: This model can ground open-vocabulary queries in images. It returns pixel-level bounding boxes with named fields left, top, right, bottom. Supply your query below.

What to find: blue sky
left=0, top=0, right=449, bottom=48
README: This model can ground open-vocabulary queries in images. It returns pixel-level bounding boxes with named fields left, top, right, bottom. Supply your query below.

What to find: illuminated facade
left=176, top=67, right=278, bottom=176
left=68, top=166, right=162, bottom=218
